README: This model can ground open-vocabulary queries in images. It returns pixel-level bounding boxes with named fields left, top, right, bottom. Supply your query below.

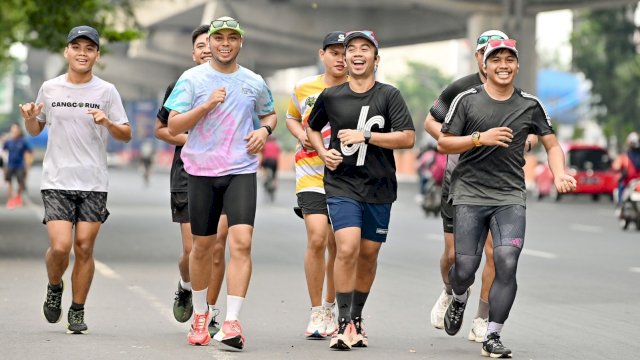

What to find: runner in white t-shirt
left=19, top=25, right=131, bottom=335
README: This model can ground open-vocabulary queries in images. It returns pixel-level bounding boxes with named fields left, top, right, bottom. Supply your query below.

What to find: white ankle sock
left=485, top=322, right=504, bottom=341
left=192, top=288, right=208, bottom=314
left=180, top=279, right=191, bottom=291
left=225, top=295, right=244, bottom=321
left=322, top=299, right=335, bottom=309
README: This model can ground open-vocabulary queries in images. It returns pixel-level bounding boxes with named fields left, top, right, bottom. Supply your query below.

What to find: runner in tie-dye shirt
left=164, top=16, right=277, bottom=350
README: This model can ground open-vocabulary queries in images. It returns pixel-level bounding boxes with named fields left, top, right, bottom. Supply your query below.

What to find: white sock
left=225, top=295, right=244, bottom=321
left=192, top=288, right=208, bottom=314
left=485, top=322, right=504, bottom=341
left=180, top=279, right=191, bottom=291
left=322, top=299, right=335, bottom=309
left=452, top=289, right=469, bottom=303
left=209, top=304, right=218, bottom=313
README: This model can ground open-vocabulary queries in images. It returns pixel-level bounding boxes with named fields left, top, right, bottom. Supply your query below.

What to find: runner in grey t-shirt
left=438, top=39, right=576, bottom=358
left=19, top=25, right=131, bottom=335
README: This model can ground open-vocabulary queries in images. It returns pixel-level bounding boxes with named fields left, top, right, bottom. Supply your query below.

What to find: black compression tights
left=489, top=246, right=521, bottom=323
left=449, top=204, right=526, bottom=324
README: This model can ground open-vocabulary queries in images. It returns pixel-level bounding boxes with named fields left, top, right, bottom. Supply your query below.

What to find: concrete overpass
left=27, top=0, right=638, bottom=101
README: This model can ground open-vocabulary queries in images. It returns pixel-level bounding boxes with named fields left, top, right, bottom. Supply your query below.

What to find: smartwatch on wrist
left=363, top=130, right=371, bottom=144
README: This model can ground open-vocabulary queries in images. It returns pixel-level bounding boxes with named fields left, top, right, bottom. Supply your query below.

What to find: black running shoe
left=444, top=291, right=468, bottom=336
left=481, top=332, right=512, bottom=358
left=43, top=281, right=64, bottom=323
left=173, top=282, right=193, bottom=323
left=67, top=308, right=88, bottom=334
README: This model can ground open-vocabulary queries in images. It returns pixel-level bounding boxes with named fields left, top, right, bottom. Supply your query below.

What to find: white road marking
left=629, top=267, right=640, bottom=273
left=94, top=260, right=121, bottom=280
left=522, top=249, right=558, bottom=259
left=128, top=285, right=182, bottom=329
left=569, top=224, right=603, bottom=233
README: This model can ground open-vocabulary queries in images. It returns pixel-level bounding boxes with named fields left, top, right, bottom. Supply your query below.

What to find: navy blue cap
left=67, top=26, right=100, bottom=48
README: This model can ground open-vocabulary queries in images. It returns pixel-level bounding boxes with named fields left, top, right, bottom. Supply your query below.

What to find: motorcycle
left=619, top=178, right=640, bottom=231
left=421, top=180, right=442, bottom=217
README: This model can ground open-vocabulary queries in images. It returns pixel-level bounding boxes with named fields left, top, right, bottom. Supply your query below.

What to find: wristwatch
left=471, top=131, right=481, bottom=147
left=363, top=130, right=371, bottom=144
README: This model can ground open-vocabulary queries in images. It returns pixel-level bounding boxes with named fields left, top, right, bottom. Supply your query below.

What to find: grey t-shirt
left=36, top=75, right=129, bottom=191
left=441, top=85, right=553, bottom=206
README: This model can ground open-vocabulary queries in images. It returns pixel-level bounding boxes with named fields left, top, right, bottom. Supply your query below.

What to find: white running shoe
left=430, top=289, right=453, bottom=329
left=323, top=304, right=338, bottom=336
left=305, top=307, right=326, bottom=338
left=467, top=317, right=488, bottom=342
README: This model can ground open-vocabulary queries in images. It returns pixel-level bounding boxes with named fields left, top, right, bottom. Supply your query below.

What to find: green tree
left=570, top=4, right=640, bottom=144
left=391, top=61, right=452, bottom=143
left=0, top=0, right=142, bottom=74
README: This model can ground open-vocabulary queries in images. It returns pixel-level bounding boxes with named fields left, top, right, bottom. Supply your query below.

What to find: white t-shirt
left=35, top=75, right=129, bottom=191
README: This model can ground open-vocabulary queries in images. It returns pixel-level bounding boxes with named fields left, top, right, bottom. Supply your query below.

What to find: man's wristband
left=262, top=125, right=273, bottom=135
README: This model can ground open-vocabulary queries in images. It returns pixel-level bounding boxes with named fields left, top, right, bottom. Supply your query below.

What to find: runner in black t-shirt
left=154, top=24, right=225, bottom=336
left=438, top=39, right=576, bottom=358
left=308, top=30, right=415, bottom=351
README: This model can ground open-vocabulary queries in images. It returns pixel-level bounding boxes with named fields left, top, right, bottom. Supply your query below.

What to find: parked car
left=531, top=143, right=616, bottom=201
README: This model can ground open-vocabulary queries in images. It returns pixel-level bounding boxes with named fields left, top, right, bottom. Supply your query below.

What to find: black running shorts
left=296, top=191, right=329, bottom=216
left=187, top=173, right=256, bottom=236
left=170, top=191, right=189, bottom=223
left=441, top=193, right=454, bottom=234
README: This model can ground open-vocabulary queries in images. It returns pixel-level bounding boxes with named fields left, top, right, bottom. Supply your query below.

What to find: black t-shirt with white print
left=441, top=85, right=554, bottom=207
left=429, top=73, right=483, bottom=197
left=308, top=82, right=415, bottom=203
left=157, top=80, right=188, bottom=193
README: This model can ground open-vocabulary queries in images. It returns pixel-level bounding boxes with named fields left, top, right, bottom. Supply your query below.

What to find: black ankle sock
left=350, top=290, right=369, bottom=320
left=71, top=302, right=84, bottom=311
left=336, top=292, right=353, bottom=323
left=49, top=282, right=63, bottom=292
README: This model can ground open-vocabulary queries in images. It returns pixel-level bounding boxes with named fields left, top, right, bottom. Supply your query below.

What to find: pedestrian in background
left=2, top=123, right=32, bottom=209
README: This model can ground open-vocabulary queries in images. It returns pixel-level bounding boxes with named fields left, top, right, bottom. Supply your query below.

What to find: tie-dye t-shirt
left=164, top=63, right=274, bottom=177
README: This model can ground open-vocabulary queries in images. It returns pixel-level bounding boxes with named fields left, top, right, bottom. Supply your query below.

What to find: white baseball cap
left=476, top=30, right=509, bottom=51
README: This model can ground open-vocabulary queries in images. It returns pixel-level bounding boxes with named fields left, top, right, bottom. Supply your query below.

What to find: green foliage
left=391, top=61, right=452, bottom=135
left=572, top=125, right=585, bottom=140
left=570, top=4, right=640, bottom=143
left=0, top=0, right=142, bottom=73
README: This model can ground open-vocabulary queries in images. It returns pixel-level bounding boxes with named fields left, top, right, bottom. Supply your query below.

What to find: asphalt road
left=1, top=166, right=639, bottom=359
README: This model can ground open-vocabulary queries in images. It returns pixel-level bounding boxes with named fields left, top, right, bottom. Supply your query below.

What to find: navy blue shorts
left=326, top=196, right=391, bottom=242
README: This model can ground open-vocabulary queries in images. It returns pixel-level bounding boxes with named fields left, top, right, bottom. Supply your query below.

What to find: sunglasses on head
left=487, top=39, right=517, bottom=48
left=211, top=19, right=239, bottom=29
left=477, top=34, right=505, bottom=45
left=346, top=30, right=374, bottom=38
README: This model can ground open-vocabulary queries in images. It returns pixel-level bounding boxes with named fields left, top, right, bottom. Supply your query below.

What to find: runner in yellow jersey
left=285, top=31, right=348, bottom=338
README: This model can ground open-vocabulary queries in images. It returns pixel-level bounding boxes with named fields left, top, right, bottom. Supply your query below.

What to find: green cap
left=208, top=16, right=245, bottom=36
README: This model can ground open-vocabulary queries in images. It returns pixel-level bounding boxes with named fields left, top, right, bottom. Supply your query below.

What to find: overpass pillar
left=467, top=9, right=537, bottom=95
